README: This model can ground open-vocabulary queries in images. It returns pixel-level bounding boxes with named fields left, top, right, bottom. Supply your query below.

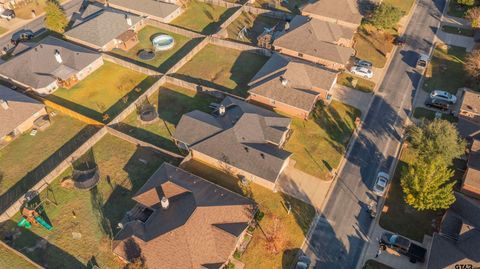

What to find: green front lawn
left=441, top=25, right=474, bottom=37
left=0, top=110, right=86, bottom=196
left=115, top=83, right=218, bottom=152
left=171, top=1, right=238, bottom=34
left=252, top=0, right=308, bottom=13
left=423, top=44, right=467, bottom=94
left=174, top=44, right=268, bottom=97
left=354, top=26, right=394, bottom=68
left=413, top=107, right=458, bottom=123
left=384, top=0, right=415, bottom=14
left=48, top=61, right=157, bottom=122
left=181, top=159, right=315, bottom=269
left=379, top=147, right=442, bottom=242
left=0, top=244, right=39, bottom=269
left=111, top=25, right=200, bottom=73
left=0, top=134, right=177, bottom=269
left=285, top=101, right=361, bottom=179
left=337, top=72, right=376, bottom=93
left=226, top=12, right=282, bottom=44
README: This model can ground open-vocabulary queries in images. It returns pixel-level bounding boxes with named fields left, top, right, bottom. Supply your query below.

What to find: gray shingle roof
left=301, top=0, right=362, bottom=26
left=274, top=15, right=355, bottom=65
left=65, top=7, right=141, bottom=48
left=249, top=53, right=338, bottom=111
left=0, top=36, right=102, bottom=89
left=108, top=0, right=181, bottom=19
left=0, top=85, right=45, bottom=138
left=174, top=97, right=291, bottom=182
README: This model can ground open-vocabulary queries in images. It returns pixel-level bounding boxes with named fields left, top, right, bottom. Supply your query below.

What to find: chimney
left=280, top=76, right=288, bottom=87
left=54, top=49, right=62, bottom=64
left=161, top=196, right=169, bottom=210
left=0, top=99, right=8, bottom=110
left=218, top=105, right=226, bottom=116
left=125, top=14, right=132, bottom=26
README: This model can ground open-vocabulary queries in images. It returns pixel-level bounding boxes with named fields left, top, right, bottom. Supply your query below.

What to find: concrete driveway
left=332, top=85, right=373, bottom=116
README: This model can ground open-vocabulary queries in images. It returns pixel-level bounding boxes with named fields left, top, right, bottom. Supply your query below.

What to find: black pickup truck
left=380, top=232, right=427, bottom=263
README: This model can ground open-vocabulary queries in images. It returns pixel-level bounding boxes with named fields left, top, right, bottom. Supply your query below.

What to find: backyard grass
left=363, top=259, right=394, bottom=269
left=226, top=11, right=283, bottom=44
left=285, top=101, right=361, bottom=180
left=174, top=44, right=269, bottom=97
left=115, top=83, right=219, bottom=152
left=441, top=25, right=474, bottom=37
left=0, top=27, right=7, bottom=35
left=384, top=0, right=415, bottom=14
left=48, top=61, right=157, bottom=122
left=181, top=159, right=315, bottom=269
left=171, top=1, right=238, bottom=34
left=111, top=25, right=200, bottom=73
left=337, top=72, right=376, bottom=93
left=0, top=111, right=86, bottom=196
left=413, top=107, right=458, bottom=123
left=379, top=147, right=442, bottom=242
left=252, top=0, right=308, bottom=13
left=0, top=244, right=39, bottom=269
left=0, top=134, right=177, bottom=269
left=354, top=26, right=395, bottom=68
left=423, top=44, right=467, bottom=94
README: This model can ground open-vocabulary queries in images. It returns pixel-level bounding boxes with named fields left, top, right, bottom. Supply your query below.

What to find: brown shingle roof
left=301, top=0, right=362, bottom=27
left=463, top=138, right=480, bottom=194
left=113, top=163, right=254, bottom=269
left=461, top=89, right=480, bottom=115
left=108, top=0, right=181, bottom=19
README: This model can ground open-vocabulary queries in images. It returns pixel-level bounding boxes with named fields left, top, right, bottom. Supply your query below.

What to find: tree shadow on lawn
left=201, top=7, right=241, bottom=35
left=0, top=125, right=100, bottom=213
left=160, top=38, right=203, bottom=73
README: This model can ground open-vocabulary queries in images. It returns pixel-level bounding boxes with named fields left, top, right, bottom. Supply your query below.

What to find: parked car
left=355, top=59, right=373, bottom=68
left=430, top=90, right=457, bottom=104
left=425, top=97, right=451, bottom=111
left=416, top=53, right=429, bottom=70
left=11, top=29, right=34, bottom=45
left=295, top=255, right=311, bottom=269
left=0, top=9, right=15, bottom=20
left=373, top=172, right=390, bottom=196
left=380, top=232, right=427, bottom=263
left=394, top=35, right=406, bottom=47
left=350, top=66, right=373, bottom=79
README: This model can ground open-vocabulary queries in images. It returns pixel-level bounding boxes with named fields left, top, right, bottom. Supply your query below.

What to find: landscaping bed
left=285, top=101, right=361, bottom=179
left=48, top=61, right=158, bottom=122
left=115, top=83, right=219, bottom=152
left=441, top=25, right=474, bottom=37
left=225, top=11, right=284, bottom=44
left=423, top=44, right=467, bottom=94
left=413, top=107, right=457, bottom=123
left=171, top=1, right=239, bottom=34
left=174, top=44, right=269, bottom=97
left=0, top=134, right=177, bottom=269
left=180, top=159, right=315, bottom=269
left=111, top=25, right=201, bottom=73
left=337, top=72, right=376, bottom=93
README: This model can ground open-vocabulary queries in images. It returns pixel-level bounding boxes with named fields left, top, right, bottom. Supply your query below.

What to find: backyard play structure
left=18, top=207, right=53, bottom=230
left=17, top=188, right=57, bottom=230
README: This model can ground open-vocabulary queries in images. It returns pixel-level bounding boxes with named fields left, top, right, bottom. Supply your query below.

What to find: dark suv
left=380, top=232, right=426, bottom=263
left=11, top=29, right=34, bottom=45
left=425, top=97, right=451, bottom=111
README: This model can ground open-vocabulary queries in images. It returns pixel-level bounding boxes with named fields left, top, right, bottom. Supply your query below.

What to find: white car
left=373, top=172, right=390, bottom=196
left=430, top=90, right=457, bottom=104
left=350, top=66, right=373, bottom=79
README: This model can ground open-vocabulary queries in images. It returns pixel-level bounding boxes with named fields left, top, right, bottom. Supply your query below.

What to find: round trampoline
left=137, top=49, right=155, bottom=60
left=139, top=104, right=158, bottom=124
left=152, top=34, right=175, bottom=51
left=72, top=162, right=100, bottom=190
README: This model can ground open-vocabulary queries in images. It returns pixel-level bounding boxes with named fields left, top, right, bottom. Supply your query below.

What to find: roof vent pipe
left=54, top=49, right=62, bottom=64
left=219, top=105, right=226, bottom=116
left=0, top=99, right=8, bottom=110
left=280, top=76, right=288, bottom=86
left=125, top=14, right=132, bottom=26
left=161, top=196, right=169, bottom=210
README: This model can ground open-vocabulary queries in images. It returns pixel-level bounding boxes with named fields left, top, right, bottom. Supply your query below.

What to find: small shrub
left=233, top=250, right=241, bottom=259
left=254, top=210, right=265, bottom=222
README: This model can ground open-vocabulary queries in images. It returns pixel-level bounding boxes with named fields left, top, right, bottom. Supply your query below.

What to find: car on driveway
left=0, top=9, right=15, bottom=20
left=350, top=66, right=373, bottom=79
left=425, top=97, right=451, bottom=111
left=355, top=59, right=373, bottom=68
left=11, top=29, right=34, bottom=45
left=430, top=90, right=457, bottom=104
left=295, top=255, right=311, bottom=269
left=373, top=172, right=389, bottom=196
left=380, top=232, right=427, bottom=263
left=416, top=53, right=429, bottom=70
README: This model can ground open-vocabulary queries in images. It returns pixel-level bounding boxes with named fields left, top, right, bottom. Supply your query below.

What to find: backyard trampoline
left=139, top=104, right=158, bottom=124
left=152, top=34, right=175, bottom=51
left=137, top=49, right=155, bottom=60
left=72, top=162, right=100, bottom=190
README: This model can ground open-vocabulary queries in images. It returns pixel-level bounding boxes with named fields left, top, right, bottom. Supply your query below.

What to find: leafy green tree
left=457, top=0, right=476, bottom=6
left=466, top=6, right=480, bottom=28
left=407, top=119, right=465, bottom=165
left=44, top=0, right=68, bottom=33
left=369, top=3, right=405, bottom=29
left=401, top=158, right=456, bottom=210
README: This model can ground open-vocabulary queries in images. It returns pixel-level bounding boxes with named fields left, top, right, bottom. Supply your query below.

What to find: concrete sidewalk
left=332, top=85, right=373, bottom=116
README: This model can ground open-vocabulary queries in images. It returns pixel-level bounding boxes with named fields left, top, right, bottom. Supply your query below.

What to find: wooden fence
left=0, top=241, right=44, bottom=269
left=43, top=99, right=104, bottom=126
left=165, top=76, right=245, bottom=100
left=101, top=54, right=162, bottom=76
left=145, top=19, right=205, bottom=38
left=165, top=37, right=210, bottom=74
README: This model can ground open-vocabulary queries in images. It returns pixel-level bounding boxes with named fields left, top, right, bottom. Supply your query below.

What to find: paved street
left=304, top=0, right=446, bottom=268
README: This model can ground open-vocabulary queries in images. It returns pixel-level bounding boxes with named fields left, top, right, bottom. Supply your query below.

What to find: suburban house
left=65, top=4, right=144, bottom=51
left=456, top=89, right=480, bottom=138
left=0, top=85, right=47, bottom=142
left=106, top=0, right=182, bottom=23
left=112, top=163, right=254, bottom=269
left=273, top=15, right=355, bottom=70
left=173, top=97, right=292, bottom=190
left=461, top=137, right=480, bottom=199
left=247, top=53, right=338, bottom=118
left=301, top=0, right=363, bottom=29
left=0, top=36, right=103, bottom=95
left=427, top=192, right=480, bottom=269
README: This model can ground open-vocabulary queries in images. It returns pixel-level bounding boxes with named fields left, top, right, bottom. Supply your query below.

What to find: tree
left=401, top=158, right=456, bottom=210
left=466, top=6, right=480, bottom=28
left=407, top=119, right=465, bottom=165
left=457, top=0, right=476, bottom=6
left=465, top=49, right=480, bottom=87
left=44, top=0, right=68, bottom=33
left=369, top=3, right=405, bottom=29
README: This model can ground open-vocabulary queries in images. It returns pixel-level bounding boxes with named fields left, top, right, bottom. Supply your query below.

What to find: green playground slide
left=34, top=216, right=53, bottom=231
left=17, top=218, right=32, bottom=229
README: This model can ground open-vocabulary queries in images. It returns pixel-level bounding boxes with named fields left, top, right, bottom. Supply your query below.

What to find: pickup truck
left=380, top=232, right=427, bottom=263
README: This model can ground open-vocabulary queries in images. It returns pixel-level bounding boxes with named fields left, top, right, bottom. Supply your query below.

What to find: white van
left=416, top=53, right=429, bottom=70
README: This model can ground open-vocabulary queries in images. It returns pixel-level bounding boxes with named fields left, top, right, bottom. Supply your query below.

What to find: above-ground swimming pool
left=152, top=34, right=175, bottom=51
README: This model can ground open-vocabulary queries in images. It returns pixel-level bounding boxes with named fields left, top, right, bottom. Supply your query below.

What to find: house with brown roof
left=301, top=0, right=363, bottom=29
left=461, top=137, right=480, bottom=199
left=173, top=97, right=292, bottom=190
left=0, top=85, right=47, bottom=142
left=0, top=36, right=103, bottom=95
left=457, top=89, right=480, bottom=137
left=247, top=53, right=338, bottom=118
left=273, top=15, right=355, bottom=70
left=107, top=0, right=183, bottom=23
left=112, top=163, right=255, bottom=269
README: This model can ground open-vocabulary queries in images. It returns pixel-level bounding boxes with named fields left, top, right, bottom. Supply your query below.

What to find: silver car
left=373, top=172, right=390, bottom=196
left=430, top=90, right=457, bottom=104
left=350, top=66, right=373, bottom=79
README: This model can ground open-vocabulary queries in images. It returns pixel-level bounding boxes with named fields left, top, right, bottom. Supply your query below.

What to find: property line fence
left=42, top=99, right=104, bottom=126
left=165, top=76, right=246, bottom=101
left=242, top=5, right=292, bottom=19
left=215, top=6, right=245, bottom=38
left=208, top=36, right=272, bottom=56
left=101, top=54, right=162, bottom=76
left=0, top=241, right=44, bottom=269
left=145, top=19, right=205, bottom=38
left=164, top=37, right=210, bottom=74
left=198, top=0, right=243, bottom=8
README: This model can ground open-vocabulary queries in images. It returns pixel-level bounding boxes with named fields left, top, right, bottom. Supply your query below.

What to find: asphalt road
left=305, top=0, right=446, bottom=268
left=0, top=0, right=83, bottom=50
